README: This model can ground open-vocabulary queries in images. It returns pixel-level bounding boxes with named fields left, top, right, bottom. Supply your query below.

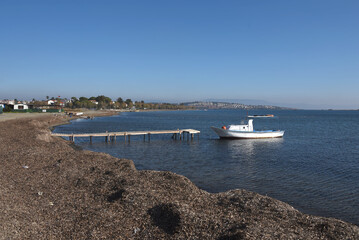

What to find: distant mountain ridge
left=183, top=101, right=293, bottom=110
left=205, top=98, right=272, bottom=106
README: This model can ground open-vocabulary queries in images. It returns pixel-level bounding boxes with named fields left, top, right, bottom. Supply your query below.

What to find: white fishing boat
left=211, top=119, right=284, bottom=139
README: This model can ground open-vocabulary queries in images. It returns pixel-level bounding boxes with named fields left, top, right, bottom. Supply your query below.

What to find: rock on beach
left=0, top=113, right=358, bottom=239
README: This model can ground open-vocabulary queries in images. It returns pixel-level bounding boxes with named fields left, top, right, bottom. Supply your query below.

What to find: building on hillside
left=47, top=99, right=65, bottom=107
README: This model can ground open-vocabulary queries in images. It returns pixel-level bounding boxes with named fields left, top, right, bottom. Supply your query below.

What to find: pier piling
left=53, top=129, right=200, bottom=143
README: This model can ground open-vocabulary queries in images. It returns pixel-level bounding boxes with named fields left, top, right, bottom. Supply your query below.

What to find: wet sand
left=0, top=112, right=358, bottom=239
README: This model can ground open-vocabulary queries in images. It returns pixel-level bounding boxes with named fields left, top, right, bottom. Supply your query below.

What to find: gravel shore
left=0, top=113, right=358, bottom=239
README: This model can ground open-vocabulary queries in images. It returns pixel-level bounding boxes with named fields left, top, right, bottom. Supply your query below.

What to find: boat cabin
left=227, top=119, right=254, bottom=132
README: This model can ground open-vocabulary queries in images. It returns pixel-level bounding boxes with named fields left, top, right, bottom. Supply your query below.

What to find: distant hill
left=182, top=101, right=294, bottom=110
left=205, top=98, right=273, bottom=106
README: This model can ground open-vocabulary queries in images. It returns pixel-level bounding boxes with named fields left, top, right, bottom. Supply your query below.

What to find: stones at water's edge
left=0, top=115, right=358, bottom=239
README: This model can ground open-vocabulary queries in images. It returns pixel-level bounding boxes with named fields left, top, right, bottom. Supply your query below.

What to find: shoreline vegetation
left=1, top=111, right=358, bottom=239
left=2, top=95, right=297, bottom=114
left=1, top=95, right=195, bottom=113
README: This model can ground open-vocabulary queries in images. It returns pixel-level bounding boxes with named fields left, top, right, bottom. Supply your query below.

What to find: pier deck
left=52, top=129, right=200, bottom=142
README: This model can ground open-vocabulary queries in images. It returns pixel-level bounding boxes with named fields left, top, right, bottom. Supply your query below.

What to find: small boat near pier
left=211, top=119, right=284, bottom=139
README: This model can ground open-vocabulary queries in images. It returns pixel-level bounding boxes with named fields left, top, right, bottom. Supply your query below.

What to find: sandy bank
left=0, top=112, right=59, bottom=122
left=0, top=114, right=358, bottom=239
left=0, top=110, right=118, bottom=123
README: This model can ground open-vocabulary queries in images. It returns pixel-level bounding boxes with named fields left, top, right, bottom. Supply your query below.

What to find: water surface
left=54, top=110, right=359, bottom=225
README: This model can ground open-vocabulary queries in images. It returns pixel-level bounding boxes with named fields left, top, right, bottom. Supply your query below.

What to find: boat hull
left=211, top=127, right=284, bottom=139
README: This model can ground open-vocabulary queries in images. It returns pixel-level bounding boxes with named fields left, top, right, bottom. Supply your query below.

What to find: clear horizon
left=1, top=1, right=358, bottom=110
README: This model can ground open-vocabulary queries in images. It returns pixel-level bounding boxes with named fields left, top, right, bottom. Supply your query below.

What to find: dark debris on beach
left=0, top=115, right=358, bottom=239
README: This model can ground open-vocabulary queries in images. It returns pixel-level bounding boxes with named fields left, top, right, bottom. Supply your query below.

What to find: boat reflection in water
left=219, top=137, right=284, bottom=159
left=212, top=137, right=285, bottom=193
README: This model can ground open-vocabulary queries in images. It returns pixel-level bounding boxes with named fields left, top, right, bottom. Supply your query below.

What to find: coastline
left=0, top=112, right=358, bottom=239
left=0, top=109, right=119, bottom=123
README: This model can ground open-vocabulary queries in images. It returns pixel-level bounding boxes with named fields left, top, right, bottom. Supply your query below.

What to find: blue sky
left=0, top=0, right=358, bottom=109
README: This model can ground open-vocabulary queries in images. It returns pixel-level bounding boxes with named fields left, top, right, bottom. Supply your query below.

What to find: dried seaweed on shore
left=0, top=114, right=358, bottom=239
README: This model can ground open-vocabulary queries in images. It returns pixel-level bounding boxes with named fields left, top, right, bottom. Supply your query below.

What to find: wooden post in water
left=53, top=129, right=200, bottom=144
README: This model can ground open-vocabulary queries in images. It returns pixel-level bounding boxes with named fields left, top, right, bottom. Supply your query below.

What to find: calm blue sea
left=54, top=110, right=359, bottom=225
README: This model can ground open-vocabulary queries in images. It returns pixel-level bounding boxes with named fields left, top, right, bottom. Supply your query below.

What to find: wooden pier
left=51, top=129, right=200, bottom=143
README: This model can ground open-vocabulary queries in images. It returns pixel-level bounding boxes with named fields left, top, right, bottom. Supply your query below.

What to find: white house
left=13, top=104, right=29, bottom=110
